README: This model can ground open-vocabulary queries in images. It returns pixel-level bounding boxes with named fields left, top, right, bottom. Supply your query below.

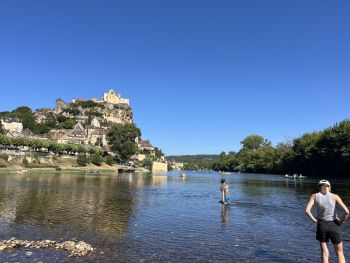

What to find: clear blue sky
left=0, top=1, right=349, bottom=155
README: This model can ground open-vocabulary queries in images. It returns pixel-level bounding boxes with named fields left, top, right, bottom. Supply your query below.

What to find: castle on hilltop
left=71, top=89, right=129, bottom=106
left=0, top=88, right=165, bottom=169
left=102, top=89, right=129, bottom=105
left=1, top=89, right=136, bottom=149
left=55, top=89, right=132, bottom=125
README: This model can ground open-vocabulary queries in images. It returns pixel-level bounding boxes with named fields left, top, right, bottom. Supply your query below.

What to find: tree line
left=0, top=134, right=101, bottom=155
left=176, top=120, right=350, bottom=177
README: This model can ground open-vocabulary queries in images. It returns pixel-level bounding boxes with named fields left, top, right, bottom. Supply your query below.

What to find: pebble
left=0, top=238, right=94, bottom=257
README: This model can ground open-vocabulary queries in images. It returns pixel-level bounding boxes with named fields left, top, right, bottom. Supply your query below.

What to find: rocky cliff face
left=1, top=91, right=134, bottom=136
left=49, top=97, right=133, bottom=128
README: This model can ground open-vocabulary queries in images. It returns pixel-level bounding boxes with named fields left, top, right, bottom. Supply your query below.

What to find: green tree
left=107, top=123, right=141, bottom=162
left=240, top=135, right=271, bottom=150
left=10, top=106, right=36, bottom=131
left=104, top=155, right=115, bottom=166
left=32, top=123, right=51, bottom=134
left=154, top=147, right=164, bottom=159
left=45, top=112, right=57, bottom=128
left=77, top=154, right=89, bottom=166
left=141, top=158, right=153, bottom=171
left=59, top=118, right=76, bottom=129
left=89, top=153, right=102, bottom=166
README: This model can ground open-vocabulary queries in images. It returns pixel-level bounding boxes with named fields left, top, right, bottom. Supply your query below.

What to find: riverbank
left=0, top=164, right=150, bottom=174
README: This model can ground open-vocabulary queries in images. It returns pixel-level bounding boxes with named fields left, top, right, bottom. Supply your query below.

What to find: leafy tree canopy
left=107, top=123, right=141, bottom=162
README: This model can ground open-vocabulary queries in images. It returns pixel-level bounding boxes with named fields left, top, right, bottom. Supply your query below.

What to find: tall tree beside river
left=106, top=123, right=141, bottom=162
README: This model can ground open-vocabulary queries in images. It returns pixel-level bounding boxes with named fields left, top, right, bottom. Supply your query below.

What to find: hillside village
left=0, top=89, right=168, bottom=172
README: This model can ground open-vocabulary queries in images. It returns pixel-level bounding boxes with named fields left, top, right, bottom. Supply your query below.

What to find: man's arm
left=220, top=186, right=226, bottom=203
left=334, top=194, right=349, bottom=224
left=305, top=194, right=318, bottom=223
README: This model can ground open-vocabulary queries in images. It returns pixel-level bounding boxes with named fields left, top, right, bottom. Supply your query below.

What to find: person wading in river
left=220, top=179, right=230, bottom=204
left=305, top=179, right=349, bottom=263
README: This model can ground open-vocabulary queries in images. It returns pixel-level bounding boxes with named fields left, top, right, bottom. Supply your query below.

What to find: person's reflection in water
left=221, top=204, right=229, bottom=228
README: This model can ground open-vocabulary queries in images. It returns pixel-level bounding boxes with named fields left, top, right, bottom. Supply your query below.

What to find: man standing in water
left=305, top=179, right=349, bottom=263
left=220, top=179, right=230, bottom=204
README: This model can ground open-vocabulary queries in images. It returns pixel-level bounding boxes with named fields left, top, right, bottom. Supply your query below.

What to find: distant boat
left=219, top=171, right=231, bottom=175
left=285, top=174, right=307, bottom=179
left=179, top=173, right=187, bottom=178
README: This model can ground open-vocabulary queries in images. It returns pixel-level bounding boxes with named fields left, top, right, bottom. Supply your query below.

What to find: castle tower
left=55, top=98, right=68, bottom=114
left=103, top=89, right=129, bottom=105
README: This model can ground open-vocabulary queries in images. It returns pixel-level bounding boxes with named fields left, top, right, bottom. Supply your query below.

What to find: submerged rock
left=0, top=238, right=93, bottom=257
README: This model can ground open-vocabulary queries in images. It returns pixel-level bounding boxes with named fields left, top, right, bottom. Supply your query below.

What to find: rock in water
left=0, top=238, right=93, bottom=257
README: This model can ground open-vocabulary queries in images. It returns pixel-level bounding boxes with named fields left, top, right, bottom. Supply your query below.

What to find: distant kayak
left=285, top=174, right=307, bottom=179
left=219, top=171, right=231, bottom=175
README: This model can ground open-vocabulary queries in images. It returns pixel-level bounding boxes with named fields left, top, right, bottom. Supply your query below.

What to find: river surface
left=0, top=171, right=349, bottom=262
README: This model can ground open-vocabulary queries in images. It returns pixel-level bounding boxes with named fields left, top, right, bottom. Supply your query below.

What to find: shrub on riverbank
left=77, top=154, right=89, bottom=166
left=89, top=154, right=102, bottom=166
left=104, top=155, right=115, bottom=166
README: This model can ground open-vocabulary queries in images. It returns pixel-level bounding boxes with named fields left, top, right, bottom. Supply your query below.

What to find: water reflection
left=0, top=173, right=167, bottom=239
left=0, top=172, right=348, bottom=263
left=221, top=204, right=229, bottom=224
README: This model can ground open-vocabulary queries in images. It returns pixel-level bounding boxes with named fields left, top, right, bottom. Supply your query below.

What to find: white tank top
left=315, top=192, right=336, bottom=221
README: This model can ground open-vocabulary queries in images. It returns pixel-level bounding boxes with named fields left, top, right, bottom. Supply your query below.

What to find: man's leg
left=320, top=242, right=329, bottom=263
left=333, top=242, right=346, bottom=263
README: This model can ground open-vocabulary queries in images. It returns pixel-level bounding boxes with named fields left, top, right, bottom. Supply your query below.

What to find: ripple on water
left=0, top=172, right=349, bottom=262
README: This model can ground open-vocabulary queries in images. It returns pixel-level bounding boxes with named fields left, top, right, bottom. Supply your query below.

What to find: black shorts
left=316, top=220, right=342, bottom=244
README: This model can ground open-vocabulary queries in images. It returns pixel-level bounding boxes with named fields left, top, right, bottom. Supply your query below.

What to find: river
left=0, top=171, right=349, bottom=262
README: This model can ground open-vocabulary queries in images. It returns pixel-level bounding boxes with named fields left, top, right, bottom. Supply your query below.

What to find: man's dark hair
left=221, top=179, right=225, bottom=184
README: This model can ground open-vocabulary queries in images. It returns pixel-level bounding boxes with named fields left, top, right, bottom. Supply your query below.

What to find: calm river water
left=0, top=171, right=349, bottom=262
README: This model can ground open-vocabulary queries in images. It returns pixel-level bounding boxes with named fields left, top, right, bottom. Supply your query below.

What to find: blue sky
left=0, top=0, right=349, bottom=155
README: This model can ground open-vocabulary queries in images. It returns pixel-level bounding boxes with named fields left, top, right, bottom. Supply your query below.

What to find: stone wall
left=152, top=162, right=168, bottom=173
left=6, top=153, right=54, bottom=165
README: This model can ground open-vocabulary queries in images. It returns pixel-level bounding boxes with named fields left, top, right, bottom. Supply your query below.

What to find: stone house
left=91, top=116, right=101, bottom=128
left=138, top=140, right=155, bottom=156
left=85, top=125, right=107, bottom=146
